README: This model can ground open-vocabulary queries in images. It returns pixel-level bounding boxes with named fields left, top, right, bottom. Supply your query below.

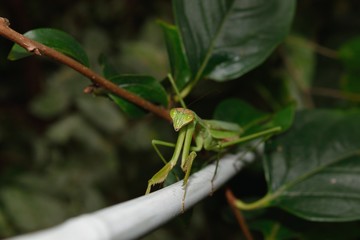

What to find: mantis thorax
left=170, top=108, right=196, bottom=131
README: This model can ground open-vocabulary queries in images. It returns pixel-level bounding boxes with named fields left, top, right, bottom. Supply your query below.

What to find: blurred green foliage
left=1, top=0, right=360, bottom=239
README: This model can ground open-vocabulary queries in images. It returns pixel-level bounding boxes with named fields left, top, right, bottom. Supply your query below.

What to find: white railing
left=9, top=150, right=256, bottom=240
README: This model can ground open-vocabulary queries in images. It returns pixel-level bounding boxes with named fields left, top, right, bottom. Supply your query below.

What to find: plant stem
left=234, top=193, right=275, bottom=210
left=225, top=188, right=254, bottom=240
left=0, top=17, right=171, bottom=122
left=280, top=47, right=315, bottom=109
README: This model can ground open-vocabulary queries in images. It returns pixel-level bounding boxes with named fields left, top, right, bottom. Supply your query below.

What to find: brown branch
left=307, top=41, right=338, bottom=59
left=225, top=188, right=254, bottom=240
left=310, top=87, right=360, bottom=102
left=280, top=47, right=315, bottom=109
left=0, top=17, right=171, bottom=122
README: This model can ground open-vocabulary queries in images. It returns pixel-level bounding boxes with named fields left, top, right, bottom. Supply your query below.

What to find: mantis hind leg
left=180, top=151, right=197, bottom=212
left=210, top=152, right=221, bottom=195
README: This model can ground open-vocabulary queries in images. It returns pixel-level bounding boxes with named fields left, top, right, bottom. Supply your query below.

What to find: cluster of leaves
left=8, top=0, right=295, bottom=119
left=2, top=0, right=360, bottom=239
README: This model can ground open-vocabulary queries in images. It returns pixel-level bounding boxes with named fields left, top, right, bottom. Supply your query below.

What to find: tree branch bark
left=0, top=17, right=171, bottom=122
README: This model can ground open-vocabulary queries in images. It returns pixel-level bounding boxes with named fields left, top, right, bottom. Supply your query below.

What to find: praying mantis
left=145, top=75, right=282, bottom=209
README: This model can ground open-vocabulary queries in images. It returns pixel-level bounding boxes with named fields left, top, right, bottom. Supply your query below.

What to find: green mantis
left=145, top=75, right=282, bottom=209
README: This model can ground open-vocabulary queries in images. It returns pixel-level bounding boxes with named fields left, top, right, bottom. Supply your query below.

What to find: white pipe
left=9, top=151, right=256, bottom=240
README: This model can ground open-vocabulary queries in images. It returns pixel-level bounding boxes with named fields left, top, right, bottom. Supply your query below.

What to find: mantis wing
left=196, top=119, right=243, bottom=151
left=202, top=119, right=242, bottom=139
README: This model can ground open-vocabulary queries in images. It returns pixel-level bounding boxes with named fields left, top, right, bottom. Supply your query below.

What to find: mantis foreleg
left=145, top=127, right=187, bottom=194
left=151, top=140, right=176, bottom=165
left=147, top=119, right=200, bottom=212
left=146, top=121, right=198, bottom=195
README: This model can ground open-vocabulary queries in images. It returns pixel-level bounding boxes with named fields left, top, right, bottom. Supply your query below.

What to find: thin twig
left=0, top=17, right=171, bottom=122
left=310, top=87, right=360, bottom=102
left=280, top=47, right=315, bottom=109
left=225, top=188, right=254, bottom=240
left=307, top=41, right=338, bottom=59
left=286, top=35, right=338, bottom=59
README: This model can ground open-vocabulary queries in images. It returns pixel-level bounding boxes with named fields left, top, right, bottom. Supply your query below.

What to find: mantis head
left=170, top=108, right=195, bottom=131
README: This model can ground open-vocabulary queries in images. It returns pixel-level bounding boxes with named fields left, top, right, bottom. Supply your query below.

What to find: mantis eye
left=170, top=108, right=177, bottom=120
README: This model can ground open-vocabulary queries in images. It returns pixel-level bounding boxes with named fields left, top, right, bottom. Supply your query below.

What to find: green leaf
left=76, top=97, right=125, bottom=134
left=108, top=75, right=168, bottom=118
left=0, top=187, right=67, bottom=232
left=339, top=36, right=360, bottom=94
left=250, top=220, right=297, bottom=240
left=213, top=98, right=294, bottom=137
left=213, top=98, right=269, bottom=130
left=263, top=110, right=360, bottom=221
left=173, top=0, right=295, bottom=81
left=263, top=103, right=296, bottom=132
left=158, top=21, right=192, bottom=90
left=0, top=208, right=14, bottom=237
left=99, top=54, right=119, bottom=79
left=282, top=35, right=316, bottom=108
left=340, top=74, right=360, bottom=95
left=283, top=35, right=316, bottom=89
left=339, top=36, right=360, bottom=73
left=8, top=28, right=89, bottom=67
